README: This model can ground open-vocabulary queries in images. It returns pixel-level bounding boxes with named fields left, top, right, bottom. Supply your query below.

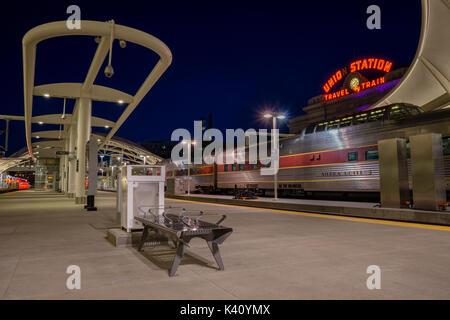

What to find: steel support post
left=75, top=97, right=92, bottom=204
left=67, top=122, right=77, bottom=198
left=63, top=131, right=69, bottom=193
left=273, top=117, right=278, bottom=200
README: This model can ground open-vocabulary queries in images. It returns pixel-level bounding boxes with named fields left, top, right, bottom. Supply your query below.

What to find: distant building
left=140, top=140, right=178, bottom=159
left=289, top=57, right=408, bottom=134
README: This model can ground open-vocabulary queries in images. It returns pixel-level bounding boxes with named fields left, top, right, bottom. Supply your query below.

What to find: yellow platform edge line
left=165, top=197, right=450, bottom=232
left=0, top=190, right=22, bottom=196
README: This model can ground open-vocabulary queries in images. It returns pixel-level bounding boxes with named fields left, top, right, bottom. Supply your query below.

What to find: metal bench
left=135, top=208, right=233, bottom=276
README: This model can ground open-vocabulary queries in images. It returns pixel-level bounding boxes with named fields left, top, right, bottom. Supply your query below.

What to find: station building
left=289, top=59, right=408, bottom=134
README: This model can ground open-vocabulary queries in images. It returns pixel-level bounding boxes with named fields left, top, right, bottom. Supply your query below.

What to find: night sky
left=0, top=0, right=421, bottom=156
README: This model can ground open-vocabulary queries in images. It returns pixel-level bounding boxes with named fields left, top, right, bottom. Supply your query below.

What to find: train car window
left=224, top=164, right=228, bottom=172
left=253, top=164, right=259, bottom=170
left=232, top=164, right=236, bottom=171
left=442, top=137, right=450, bottom=155
left=368, top=109, right=385, bottom=122
left=365, top=150, right=379, bottom=160
left=339, top=117, right=353, bottom=127
left=305, top=123, right=316, bottom=134
left=348, top=151, right=358, bottom=161
left=327, top=120, right=339, bottom=130
left=389, top=105, right=408, bottom=120
left=407, top=107, right=420, bottom=116
left=239, top=164, right=244, bottom=171
left=315, top=122, right=327, bottom=132
left=353, top=113, right=368, bottom=125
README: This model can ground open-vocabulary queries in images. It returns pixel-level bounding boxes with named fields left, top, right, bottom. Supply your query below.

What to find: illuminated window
left=365, top=150, right=379, bottom=160
left=327, top=120, right=339, bottom=130
left=315, top=123, right=327, bottom=132
left=368, top=109, right=385, bottom=122
left=353, top=113, right=368, bottom=125
left=389, top=106, right=408, bottom=120
left=348, top=151, right=358, bottom=162
left=340, top=117, right=353, bottom=128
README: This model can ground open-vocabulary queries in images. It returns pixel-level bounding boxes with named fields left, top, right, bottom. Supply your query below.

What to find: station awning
left=372, top=0, right=450, bottom=111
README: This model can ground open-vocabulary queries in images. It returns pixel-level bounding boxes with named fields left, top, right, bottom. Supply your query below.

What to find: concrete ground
left=1, top=190, right=450, bottom=299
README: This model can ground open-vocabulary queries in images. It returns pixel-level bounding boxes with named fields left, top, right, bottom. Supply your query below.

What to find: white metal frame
left=23, top=20, right=172, bottom=160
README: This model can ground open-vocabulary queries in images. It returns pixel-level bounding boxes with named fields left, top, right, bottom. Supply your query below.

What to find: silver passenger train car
left=166, top=103, right=450, bottom=200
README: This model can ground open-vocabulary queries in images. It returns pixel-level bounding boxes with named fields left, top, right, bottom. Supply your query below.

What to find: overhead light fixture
left=43, top=93, right=50, bottom=98
left=38, top=121, right=44, bottom=125
left=36, top=136, right=40, bottom=139
left=104, top=125, right=110, bottom=129
left=263, top=114, right=273, bottom=118
left=118, top=100, right=124, bottom=104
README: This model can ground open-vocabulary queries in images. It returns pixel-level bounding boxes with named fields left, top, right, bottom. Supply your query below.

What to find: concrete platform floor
left=1, top=190, right=450, bottom=299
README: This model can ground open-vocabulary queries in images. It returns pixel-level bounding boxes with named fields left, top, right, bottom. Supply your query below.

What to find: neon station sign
left=321, top=58, right=393, bottom=102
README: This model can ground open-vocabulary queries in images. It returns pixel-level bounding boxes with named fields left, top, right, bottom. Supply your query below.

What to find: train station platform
left=1, top=190, right=450, bottom=299
left=166, top=194, right=450, bottom=226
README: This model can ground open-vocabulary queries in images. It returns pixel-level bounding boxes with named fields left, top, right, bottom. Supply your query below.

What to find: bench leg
left=138, top=225, right=149, bottom=252
left=169, top=242, right=186, bottom=277
left=207, top=241, right=224, bottom=271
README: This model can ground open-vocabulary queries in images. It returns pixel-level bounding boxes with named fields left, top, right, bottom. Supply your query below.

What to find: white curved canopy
left=23, top=20, right=172, bottom=160
left=0, top=134, right=162, bottom=173
left=372, top=0, right=450, bottom=111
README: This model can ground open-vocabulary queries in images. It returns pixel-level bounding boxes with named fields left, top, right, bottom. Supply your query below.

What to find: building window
left=365, top=150, right=379, bottom=160
left=348, top=151, right=358, bottom=162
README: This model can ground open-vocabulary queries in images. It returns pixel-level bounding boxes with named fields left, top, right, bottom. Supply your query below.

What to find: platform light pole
left=182, top=139, right=196, bottom=195
left=263, top=112, right=286, bottom=200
